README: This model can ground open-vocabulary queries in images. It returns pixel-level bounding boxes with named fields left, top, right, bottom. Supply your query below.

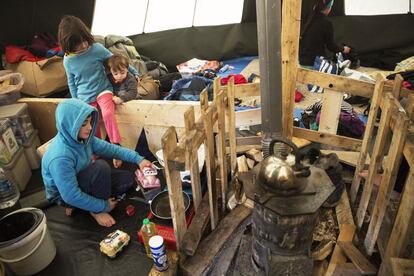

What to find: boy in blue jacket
left=42, top=98, right=151, bottom=227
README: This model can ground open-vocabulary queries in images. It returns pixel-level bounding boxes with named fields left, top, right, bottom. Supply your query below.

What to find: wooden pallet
left=161, top=77, right=237, bottom=252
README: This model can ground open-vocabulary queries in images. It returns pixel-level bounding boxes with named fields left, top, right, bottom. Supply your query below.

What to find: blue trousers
left=77, top=159, right=134, bottom=199
left=59, top=160, right=134, bottom=208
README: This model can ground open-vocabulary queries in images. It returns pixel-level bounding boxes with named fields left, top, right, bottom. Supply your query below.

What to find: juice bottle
left=141, top=218, right=157, bottom=258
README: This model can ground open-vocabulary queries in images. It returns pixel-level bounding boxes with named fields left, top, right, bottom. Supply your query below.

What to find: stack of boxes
left=0, top=72, right=40, bottom=192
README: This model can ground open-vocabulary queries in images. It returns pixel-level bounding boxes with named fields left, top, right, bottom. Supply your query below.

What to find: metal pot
left=150, top=191, right=191, bottom=220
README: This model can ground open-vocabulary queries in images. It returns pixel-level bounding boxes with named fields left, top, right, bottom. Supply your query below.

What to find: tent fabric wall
left=0, top=0, right=413, bottom=71
left=332, top=14, right=414, bottom=69
left=0, top=0, right=94, bottom=58
left=129, top=23, right=258, bottom=71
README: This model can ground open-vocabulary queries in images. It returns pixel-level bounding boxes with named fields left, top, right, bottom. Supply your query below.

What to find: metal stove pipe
left=256, top=0, right=284, bottom=158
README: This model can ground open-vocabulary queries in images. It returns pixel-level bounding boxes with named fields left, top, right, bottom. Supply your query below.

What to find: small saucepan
left=149, top=190, right=191, bottom=220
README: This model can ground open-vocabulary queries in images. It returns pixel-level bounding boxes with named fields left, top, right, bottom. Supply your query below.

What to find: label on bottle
left=1, top=179, right=11, bottom=192
left=2, top=128, right=18, bottom=156
left=0, top=139, right=11, bottom=165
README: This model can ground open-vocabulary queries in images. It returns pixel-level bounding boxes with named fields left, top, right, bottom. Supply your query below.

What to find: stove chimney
left=256, top=0, right=284, bottom=158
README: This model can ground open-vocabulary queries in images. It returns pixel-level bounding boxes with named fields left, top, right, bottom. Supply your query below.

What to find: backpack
left=316, top=110, right=365, bottom=138
left=137, top=75, right=160, bottom=100
left=164, top=76, right=213, bottom=101
left=158, top=72, right=182, bottom=93
left=145, top=61, right=168, bottom=79
left=27, top=33, right=59, bottom=57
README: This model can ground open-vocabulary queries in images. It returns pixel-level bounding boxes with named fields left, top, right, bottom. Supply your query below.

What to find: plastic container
left=0, top=208, right=56, bottom=275
left=0, top=171, right=20, bottom=209
left=149, top=235, right=168, bottom=272
left=0, top=103, right=34, bottom=145
left=0, top=71, right=24, bottom=106
left=23, top=129, right=41, bottom=170
left=141, top=218, right=157, bottom=258
left=0, top=119, right=20, bottom=166
left=99, top=230, right=130, bottom=258
left=2, top=148, right=32, bottom=192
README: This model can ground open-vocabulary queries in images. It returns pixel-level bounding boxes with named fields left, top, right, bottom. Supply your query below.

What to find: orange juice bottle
left=141, top=218, right=157, bottom=258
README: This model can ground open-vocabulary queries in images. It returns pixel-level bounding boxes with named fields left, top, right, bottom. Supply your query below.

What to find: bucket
left=0, top=208, right=56, bottom=275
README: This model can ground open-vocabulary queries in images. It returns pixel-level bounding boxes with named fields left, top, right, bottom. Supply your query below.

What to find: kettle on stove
left=258, top=138, right=310, bottom=195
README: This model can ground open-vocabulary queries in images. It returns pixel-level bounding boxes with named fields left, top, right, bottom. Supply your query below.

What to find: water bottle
left=0, top=169, right=20, bottom=209
left=141, top=218, right=157, bottom=258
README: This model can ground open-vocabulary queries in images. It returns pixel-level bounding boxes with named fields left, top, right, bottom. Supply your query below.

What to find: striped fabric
left=308, top=56, right=339, bottom=93
left=304, top=99, right=353, bottom=114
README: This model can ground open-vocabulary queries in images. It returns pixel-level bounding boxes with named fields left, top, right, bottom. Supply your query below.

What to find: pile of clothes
left=301, top=99, right=366, bottom=139
left=386, top=56, right=414, bottom=90
left=5, top=33, right=63, bottom=64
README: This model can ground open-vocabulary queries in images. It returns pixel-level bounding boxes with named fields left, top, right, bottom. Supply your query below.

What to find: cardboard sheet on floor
left=31, top=197, right=153, bottom=276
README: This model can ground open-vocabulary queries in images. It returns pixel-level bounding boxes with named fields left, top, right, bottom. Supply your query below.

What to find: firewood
left=236, top=155, right=249, bottom=172
left=245, top=148, right=263, bottom=163
left=246, top=158, right=255, bottom=169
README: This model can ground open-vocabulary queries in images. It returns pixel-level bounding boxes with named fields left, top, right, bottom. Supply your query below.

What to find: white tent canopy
left=92, top=0, right=413, bottom=37
left=92, top=0, right=244, bottom=36
left=345, top=0, right=412, bottom=15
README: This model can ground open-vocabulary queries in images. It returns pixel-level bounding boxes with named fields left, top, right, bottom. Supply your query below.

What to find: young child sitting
left=107, top=54, right=140, bottom=104
left=41, top=98, right=152, bottom=227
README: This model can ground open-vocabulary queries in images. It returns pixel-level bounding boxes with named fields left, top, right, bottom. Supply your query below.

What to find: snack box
left=99, top=230, right=130, bottom=258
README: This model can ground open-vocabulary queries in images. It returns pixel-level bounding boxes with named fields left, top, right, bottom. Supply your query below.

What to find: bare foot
left=90, top=212, right=116, bottom=227
left=113, top=159, right=123, bottom=168
left=65, top=207, right=73, bottom=216
left=358, top=170, right=383, bottom=187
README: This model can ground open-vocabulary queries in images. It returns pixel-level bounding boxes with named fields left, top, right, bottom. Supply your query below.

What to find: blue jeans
left=78, top=159, right=134, bottom=199
left=59, top=160, right=134, bottom=208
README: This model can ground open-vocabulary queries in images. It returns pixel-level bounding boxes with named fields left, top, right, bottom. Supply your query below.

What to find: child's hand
left=107, top=198, right=118, bottom=212
left=135, top=75, right=141, bottom=83
left=113, top=96, right=124, bottom=105
left=113, top=159, right=123, bottom=168
left=138, top=159, right=153, bottom=170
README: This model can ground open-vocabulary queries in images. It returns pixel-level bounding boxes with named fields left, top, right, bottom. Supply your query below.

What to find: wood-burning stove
left=233, top=139, right=335, bottom=275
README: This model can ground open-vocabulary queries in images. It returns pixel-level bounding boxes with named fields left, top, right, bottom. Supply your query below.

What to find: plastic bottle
left=141, top=218, right=157, bottom=258
left=0, top=170, right=20, bottom=209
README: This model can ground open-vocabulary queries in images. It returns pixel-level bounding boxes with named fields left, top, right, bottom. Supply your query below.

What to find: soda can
left=149, top=235, right=168, bottom=271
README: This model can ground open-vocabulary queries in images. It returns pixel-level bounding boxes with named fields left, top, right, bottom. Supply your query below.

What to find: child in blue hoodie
left=42, top=99, right=151, bottom=227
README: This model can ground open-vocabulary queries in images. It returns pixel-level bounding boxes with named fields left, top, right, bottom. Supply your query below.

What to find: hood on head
left=55, top=99, right=98, bottom=145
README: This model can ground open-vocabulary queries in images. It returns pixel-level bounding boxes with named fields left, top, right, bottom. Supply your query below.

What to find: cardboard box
left=5, top=56, right=68, bottom=97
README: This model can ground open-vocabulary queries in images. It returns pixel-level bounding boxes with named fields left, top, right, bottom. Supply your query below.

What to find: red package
left=126, top=205, right=135, bottom=216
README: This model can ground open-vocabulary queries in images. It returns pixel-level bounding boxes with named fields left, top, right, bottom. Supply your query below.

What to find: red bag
left=5, top=46, right=44, bottom=64
left=220, top=74, right=247, bottom=85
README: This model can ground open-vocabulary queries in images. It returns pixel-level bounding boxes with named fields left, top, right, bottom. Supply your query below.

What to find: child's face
left=73, top=41, right=89, bottom=54
left=110, top=67, right=128, bottom=83
left=78, top=116, right=92, bottom=140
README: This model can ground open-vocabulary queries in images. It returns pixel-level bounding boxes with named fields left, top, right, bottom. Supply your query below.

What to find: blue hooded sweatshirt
left=41, top=99, right=144, bottom=213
